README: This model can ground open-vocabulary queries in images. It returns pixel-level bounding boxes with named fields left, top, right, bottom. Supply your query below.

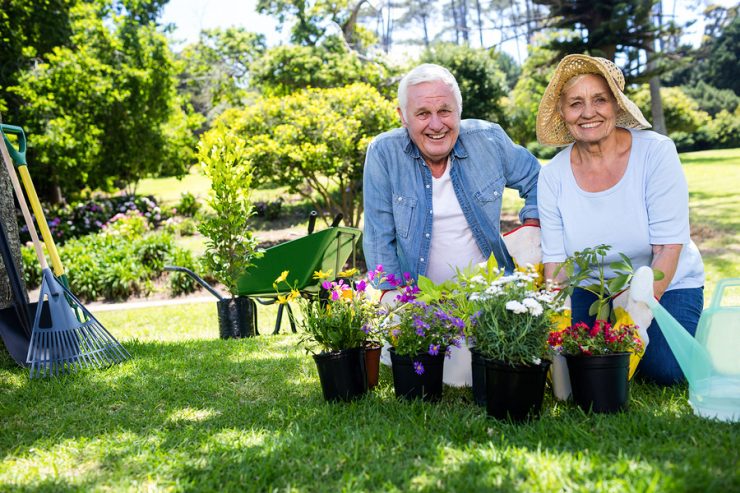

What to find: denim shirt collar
left=402, top=129, right=470, bottom=162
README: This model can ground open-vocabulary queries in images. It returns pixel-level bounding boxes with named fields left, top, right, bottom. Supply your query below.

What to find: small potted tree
left=198, top=136, right=262, bottom=338
left=469, top=265, right=563, bottom=422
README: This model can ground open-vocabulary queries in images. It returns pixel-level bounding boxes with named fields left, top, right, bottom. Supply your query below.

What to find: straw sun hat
left=536, top=54, right=651, bottom=146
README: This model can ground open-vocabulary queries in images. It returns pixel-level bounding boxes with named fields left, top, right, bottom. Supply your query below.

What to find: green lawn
left=0, top=302, right=738, bottom=491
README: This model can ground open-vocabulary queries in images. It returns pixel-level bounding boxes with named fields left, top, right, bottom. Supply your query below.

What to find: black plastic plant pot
left=485, top=359, right=551, bottom=422
left=217, top=296, right=257, bottom=339
left=470, top=348, right=487, bottom=407
left=389, top=348, right=446, bottom=402
left=566, top=352, right=630, bottom=414
left=313, top=347, right=368, bottom=402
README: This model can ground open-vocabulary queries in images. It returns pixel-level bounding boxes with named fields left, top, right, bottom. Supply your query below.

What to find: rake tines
left=27, top=271, right=131, bottom=378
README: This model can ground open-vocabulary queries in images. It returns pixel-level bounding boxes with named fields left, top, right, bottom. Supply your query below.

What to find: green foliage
left=176, top=27, right=266, bottom=127
left=6, top=1, right=199, bottom=200
left=419, top=43, right=509, bottom=123
left=632, top=84, right=710, bottom=136
left=197, top=135, right=262, bottom=296
left=202, top=83, right=397, bottom=227
left=250, top=38, right=397, bottom=98
left=175, top=191, right=201, bottom=217
left=20, top=245, right=41, bottom=290
left=555, top=244, right=663, bottom=323
left=166, top=247, right=199, bottom=296
left=505, top=31, right=572, bottom=146
left=681, top=81, right=740, bottom=117
left=471, top=267, right=560, bottom=365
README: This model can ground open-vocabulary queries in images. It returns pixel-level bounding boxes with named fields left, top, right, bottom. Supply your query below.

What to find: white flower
left=532, top=357, right=541, bottom=365
left=470, top=275, right=486, bottom=284
left=505, top=300, right=527, bottom=314
left=522, top=298, right=543, bottom=316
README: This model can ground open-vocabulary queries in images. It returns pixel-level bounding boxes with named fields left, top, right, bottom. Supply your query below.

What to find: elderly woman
left=535, top=54, right=705, bottom=385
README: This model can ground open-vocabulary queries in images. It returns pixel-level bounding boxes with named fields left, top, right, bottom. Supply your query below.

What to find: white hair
left=397, top=63, right=463, bottom=120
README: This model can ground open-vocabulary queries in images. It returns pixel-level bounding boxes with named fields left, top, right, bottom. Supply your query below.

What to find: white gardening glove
left=503, top=224, right=542, bottom=268
left=613, top=288, right=653, bottom=348
left=613, top=288, right=654, bottom=380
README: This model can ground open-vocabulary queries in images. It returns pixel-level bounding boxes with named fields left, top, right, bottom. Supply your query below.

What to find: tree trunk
left=648, top=70, right=667, bottom=135
left=0, top=131, right=29, bottom=310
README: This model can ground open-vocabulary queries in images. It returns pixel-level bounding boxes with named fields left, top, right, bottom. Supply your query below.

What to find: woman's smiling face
left=559, top=74, right=619, bottom=145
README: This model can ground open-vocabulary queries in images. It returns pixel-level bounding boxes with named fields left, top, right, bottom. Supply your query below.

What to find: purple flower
left=321, top=280, right=332, bottom=290
left=387, top=274, right=400, bottom=287
left=331, top=290, right=340, bottom=301
left=445, top=347, right=453, bottom=359
left=403, top=272, right=411, bottom=281
left=413, top=361, right=424, bottom=375
left=428, top=344, right=439, bottom=356
left=356, top=280, right=367, bottom=292
left=361, top=324, right=371, bottom=334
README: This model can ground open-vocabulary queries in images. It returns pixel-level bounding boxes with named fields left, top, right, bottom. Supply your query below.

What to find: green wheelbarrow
left=237, top=223, right=362, bottom=334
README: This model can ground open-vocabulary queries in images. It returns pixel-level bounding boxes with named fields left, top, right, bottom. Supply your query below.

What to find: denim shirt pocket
left=473, top=177, right=505, bottom=205
left=392, top=193, right=417, bottom=239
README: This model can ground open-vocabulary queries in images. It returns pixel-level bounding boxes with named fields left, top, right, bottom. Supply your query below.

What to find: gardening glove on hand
left=613, top=288, right=654, bottom=380
left=503, top=225, right=544, bottom=283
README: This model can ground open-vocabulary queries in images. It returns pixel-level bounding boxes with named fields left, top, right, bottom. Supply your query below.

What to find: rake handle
left=17, top=166, right=65, bottom=277
left=0, top=129, right=49, bottom=271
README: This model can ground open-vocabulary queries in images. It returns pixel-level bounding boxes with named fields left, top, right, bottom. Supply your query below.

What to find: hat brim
left=536, top=54, right=651, bottom=147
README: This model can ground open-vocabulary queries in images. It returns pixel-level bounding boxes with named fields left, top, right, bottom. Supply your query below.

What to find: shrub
left=175, top=192, right=201, bottom=217
left=167, top=248, right=199, bottom=296
left=254, top=198, right=283, bottom=220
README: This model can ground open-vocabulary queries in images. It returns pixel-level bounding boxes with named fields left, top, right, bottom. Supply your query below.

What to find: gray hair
left=397, top=64, right=463, bottom=120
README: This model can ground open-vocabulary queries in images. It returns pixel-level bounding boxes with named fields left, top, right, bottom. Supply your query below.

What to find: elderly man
left=363, top=63, right=541, bottom=292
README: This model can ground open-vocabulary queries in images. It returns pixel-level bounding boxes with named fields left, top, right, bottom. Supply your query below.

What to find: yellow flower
left=276, top=294, right=288, bottom=305
left=338, top=267, right=358, bottom=278
left=289, top=289, right=300, bottom=301
left=313, top=269, right=333, bottom=280
left=274, top=270, right=289, bottom=284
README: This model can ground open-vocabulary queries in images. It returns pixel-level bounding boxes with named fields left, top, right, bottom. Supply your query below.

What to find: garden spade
left=0, top=124, right=131, bottom=377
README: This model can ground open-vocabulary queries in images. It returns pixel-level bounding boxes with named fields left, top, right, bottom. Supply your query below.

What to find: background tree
left=249, top=36, right=397, bottom=98
left=7, top=1, right=198, bottom=201
left=176, top=28, right=266, bottom=130
left=201, top=83, right=398, bottom=227
left=420, top=43, right=509, bottom=124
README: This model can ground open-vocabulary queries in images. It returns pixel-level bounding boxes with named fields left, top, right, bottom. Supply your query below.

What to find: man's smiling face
left=399, top=80, right=461, bottom=168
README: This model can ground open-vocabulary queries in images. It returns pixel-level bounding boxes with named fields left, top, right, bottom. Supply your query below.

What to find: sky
left=160, top=0, right=735, bottom=60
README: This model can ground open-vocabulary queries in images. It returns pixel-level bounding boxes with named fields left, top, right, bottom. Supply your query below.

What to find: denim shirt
left=363, top=119, right=540, bottom=288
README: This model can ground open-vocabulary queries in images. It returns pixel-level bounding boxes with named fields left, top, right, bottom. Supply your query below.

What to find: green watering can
left=631, top=266, right=740, bottom=422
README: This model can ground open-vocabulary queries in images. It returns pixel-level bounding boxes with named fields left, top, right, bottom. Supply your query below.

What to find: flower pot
left=566, top=352, right=630, bottom=413
left=364, top=343, right=382, bottom=389
left=313, top=347, right=368, bottom=402
left=389, top=348, right=445, bottom=402
left=485, top=359, right=551, bottom=422
left=217, top=296, right=257, bottom=339
left=470, top=348, right=487, bottom=407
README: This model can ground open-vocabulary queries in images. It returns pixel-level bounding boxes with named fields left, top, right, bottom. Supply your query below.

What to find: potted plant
left=380, top=278, right=465, bottom=401
left=550, top=244, right=663, bottom=402
left=198, top=136, right=262, bottom=338
left=469, top=265, right=562, bottom=422
left=275, top=269, right=378, bottom=402
left=549, top=320, right=643, bottom=413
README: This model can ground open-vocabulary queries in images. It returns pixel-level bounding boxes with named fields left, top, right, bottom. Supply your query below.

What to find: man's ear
left=396, top=107, right=407, bottom=127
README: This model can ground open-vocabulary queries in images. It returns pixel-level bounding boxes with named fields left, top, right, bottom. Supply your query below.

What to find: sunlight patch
left=167, top=407, right=219, bottom=423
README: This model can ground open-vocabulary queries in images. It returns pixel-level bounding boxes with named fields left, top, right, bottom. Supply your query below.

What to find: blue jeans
left=571, top=287, right=704, bottom=386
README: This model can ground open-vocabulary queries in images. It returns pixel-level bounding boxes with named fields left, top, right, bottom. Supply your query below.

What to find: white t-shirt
left=538, top=129, right=704, bottom=290
left=426, top=160, right=486, bottom=284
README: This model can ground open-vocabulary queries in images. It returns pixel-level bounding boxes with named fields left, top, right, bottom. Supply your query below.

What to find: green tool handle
left=0, top=127, right=48, bottom=270
left=0, top=124, right=27, bottom=166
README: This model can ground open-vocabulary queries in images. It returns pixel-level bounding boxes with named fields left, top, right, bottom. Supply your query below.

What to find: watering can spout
left=630, top=267, right=712, bottom=385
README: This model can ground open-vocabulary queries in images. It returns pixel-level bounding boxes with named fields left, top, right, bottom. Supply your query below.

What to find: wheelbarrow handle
left=0, top=124, right=27, bottom=166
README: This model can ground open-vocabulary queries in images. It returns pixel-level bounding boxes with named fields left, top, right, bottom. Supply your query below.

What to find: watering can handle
left=709, top=279, right=740, bottom=309
left=0, top=124, right=27, bottom=166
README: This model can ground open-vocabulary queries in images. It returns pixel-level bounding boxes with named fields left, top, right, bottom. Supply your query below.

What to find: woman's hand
left=651, top=244, right=683, bottom=300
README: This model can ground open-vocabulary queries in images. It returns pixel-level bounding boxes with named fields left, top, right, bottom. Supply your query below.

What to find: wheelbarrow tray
left=236, top=226, right=361, bottom=297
